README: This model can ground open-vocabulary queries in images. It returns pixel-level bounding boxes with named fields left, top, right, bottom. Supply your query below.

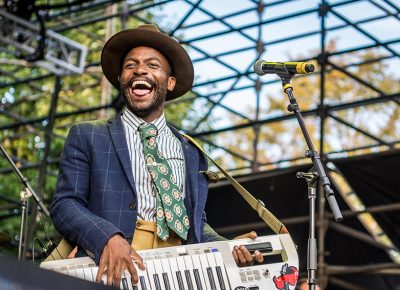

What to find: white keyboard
left=40, top=234, right=299, bottom=290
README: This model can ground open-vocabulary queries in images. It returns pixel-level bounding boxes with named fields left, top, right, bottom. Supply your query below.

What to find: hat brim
left=101, top=27, right=194, bottom=101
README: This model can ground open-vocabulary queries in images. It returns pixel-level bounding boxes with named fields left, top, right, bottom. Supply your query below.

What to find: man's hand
left=232, top=231, right=264, bottom=267
left=96, top=235, right=145, bottom=287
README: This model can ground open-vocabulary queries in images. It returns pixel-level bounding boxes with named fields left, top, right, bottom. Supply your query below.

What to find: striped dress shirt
left=121, top=109, right=185, bottom=221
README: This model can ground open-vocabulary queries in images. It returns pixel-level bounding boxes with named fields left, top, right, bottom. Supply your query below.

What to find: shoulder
left=67, top=117, right=115, bottom=137
left=167, top=124, right=208, bottom=169
left=166, top=125, right=199, bottom=152
left=70, top=118, right=109, bottom=132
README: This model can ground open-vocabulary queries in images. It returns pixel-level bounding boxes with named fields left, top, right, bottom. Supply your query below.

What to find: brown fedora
left=101, top=24, right=194, bottom=100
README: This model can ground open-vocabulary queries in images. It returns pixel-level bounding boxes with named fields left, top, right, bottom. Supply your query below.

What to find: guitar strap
left=183, top=134, right=289, bottom=235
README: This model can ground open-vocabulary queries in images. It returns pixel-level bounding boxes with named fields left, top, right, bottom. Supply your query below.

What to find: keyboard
left=40, top=233, right=299, bottom=290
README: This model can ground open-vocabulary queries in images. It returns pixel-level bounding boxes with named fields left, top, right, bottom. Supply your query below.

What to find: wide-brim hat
left=101, top=24, right=194, bottom=101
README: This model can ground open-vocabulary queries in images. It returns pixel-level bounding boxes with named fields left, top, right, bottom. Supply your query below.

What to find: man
left=50, top=24, right=262, bottom=287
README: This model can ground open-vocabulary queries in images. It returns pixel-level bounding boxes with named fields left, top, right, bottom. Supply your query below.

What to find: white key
left=145, top=260, right=158, bottom=290
left=206, top=253, right=221, bottom=290
left=65, top=267, right=75, bottom=278
left=199, top=254, right=212, bottom=290
left=213, top=252, right=230, bottom=290
left=75, top=266, right=85, bottom=280
left=167, top=257, right=181, bottom=289
left=161, top=257, right=175, bottom=290
left=83, top=267, right=95, bottom=282
left=183, top=256, right=197, bottom=290
left=121, top=270, right=133, bottom=290
left=176, top=256, right=189, bottom=289
left=192, top=255, right=207, bottom=290
left=90, top=267, right=98, bottom=281
left=136, top=262, right=151, bottom=290
left=153, top=259, right=166, bottom=290
left=90, top=267, right=107, bottom=286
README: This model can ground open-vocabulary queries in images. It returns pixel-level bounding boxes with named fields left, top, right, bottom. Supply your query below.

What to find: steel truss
left=0, top=0, right=399, bottom=289
left=0, top=9, right=87, bottom=74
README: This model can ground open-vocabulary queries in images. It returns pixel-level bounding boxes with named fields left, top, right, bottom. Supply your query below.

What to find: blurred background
left=0, top=0, right=399, bottom=289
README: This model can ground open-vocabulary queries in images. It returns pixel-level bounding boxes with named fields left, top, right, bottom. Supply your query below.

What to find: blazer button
left=129, top=201, right=136, bottom=210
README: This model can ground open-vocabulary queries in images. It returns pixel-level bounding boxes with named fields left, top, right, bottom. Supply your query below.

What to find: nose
left=132, top=63, right=148, bottom=76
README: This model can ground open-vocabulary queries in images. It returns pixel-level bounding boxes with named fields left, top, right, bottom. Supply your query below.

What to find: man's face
left=119, top=46, right=176, bottom=120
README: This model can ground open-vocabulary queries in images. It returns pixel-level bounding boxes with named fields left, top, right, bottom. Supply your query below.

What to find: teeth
left=131, top=80, right=152, bottom=88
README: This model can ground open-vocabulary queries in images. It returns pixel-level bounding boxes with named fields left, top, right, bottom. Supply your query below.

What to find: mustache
left=120, top=76, right=156, bottom=88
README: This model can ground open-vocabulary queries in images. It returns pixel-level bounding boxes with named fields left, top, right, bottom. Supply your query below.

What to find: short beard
left=120, top=77, right=167, bottom=118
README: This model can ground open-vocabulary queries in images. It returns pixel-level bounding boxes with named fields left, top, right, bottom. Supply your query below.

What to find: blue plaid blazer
left=50, top=114, right=222, bottom=264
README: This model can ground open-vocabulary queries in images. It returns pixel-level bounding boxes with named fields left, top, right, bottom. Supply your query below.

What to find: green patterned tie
left=138, top=123, right=189, bottom=241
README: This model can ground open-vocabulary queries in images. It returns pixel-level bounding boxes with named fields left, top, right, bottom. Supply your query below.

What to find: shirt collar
left=122, top=109, right=166, bottom=134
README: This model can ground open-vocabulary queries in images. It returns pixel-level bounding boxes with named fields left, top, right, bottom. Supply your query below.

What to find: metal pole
left=24, top=76, right=62, bottom=258
left=318, top=1, right=329, bottom=288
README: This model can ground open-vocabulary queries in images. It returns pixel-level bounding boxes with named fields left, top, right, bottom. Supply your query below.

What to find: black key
left=216, top=266, right=226, bottom=290
left=140, top=276, right=148, bottom=290
left=162, top=273, right=171, bottom=290
left=153, top=274, right=162, bottom=290
left=193, top=269, right=203, bottom=290
left=122, top=277, right=129, bottom=290
left=206, top=267, right=217, bottom=290
left=176, top=271, right=185, bottom=290
left=185, top=270, right=194, bottom=290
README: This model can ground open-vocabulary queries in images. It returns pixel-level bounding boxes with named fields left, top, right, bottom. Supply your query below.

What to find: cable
left=37, top=211, right=61, bottom=259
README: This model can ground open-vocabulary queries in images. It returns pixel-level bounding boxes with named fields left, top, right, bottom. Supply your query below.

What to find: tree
left=219, top=40, right=400, bottom=173
left=0, top=2, right=216, bottom=258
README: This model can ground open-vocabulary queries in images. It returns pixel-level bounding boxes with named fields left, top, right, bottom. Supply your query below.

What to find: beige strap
left=183, top=134, right=288, bottom=235
left=43, top=238, right=74, bottom=262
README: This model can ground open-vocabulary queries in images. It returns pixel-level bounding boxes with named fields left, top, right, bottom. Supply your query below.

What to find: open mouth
left=129, top=80, right=153, bottom=97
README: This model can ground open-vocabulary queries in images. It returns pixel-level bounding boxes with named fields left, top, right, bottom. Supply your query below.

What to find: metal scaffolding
left=0, top=0, right=399, bottom=289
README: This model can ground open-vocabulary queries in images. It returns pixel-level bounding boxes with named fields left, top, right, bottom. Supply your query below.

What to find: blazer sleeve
left=201, top=220, right=227, bottom=242
left=50, top=124, right=122, bottom=264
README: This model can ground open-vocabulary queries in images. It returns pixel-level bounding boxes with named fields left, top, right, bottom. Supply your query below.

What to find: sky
left=149, top=0, right=399, bottom=128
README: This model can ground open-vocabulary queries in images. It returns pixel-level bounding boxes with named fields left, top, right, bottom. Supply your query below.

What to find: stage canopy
left=207, top=149, right=400, bottom=289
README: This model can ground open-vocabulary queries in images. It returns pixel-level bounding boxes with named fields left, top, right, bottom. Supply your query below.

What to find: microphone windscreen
left=253, top=60, right=266, bottom=75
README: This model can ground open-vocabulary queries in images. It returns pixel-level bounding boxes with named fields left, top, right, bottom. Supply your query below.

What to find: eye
left=125, top=62, right=136, bottom=69
left=148, top=62, right=160, bottom=69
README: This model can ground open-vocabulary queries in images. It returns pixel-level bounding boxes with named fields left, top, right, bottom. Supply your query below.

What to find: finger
left=107, top=266, right=114, bottom=286
left=234, top=231, right=257, bottom=240
left=131, top=250, right=145, bottom=270
left=67, top=246, right=78, bottom=259
left=113, top=265, right=122, bottom=288
left=249, top=231, right=258, bottom=239
left=231, top=247, right=239, bottom=263
left=254, top=250, right=264, bottom=263
left=235, top=246, right=247, bottom=265
left=239, top=245, right=253, bottom=263
left=127, top=260, right=139, bottom=285
left=96, top=260, right=106, bottom=283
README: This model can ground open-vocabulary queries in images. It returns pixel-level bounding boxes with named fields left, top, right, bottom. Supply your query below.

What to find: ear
left=167, top=76, right=176, bottom=92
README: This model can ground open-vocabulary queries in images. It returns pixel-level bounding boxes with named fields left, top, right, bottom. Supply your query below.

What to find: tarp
left=206, top=149, right=400, bottom=289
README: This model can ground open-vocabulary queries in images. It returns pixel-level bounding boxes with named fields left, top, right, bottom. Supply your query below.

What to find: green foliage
left=0, top=2, right=215, bottom=258
left=223, top=42, right=400, bottom=172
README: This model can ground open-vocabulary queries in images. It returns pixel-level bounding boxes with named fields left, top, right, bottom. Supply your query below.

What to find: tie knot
left=138, top=123, right=158, bottom=140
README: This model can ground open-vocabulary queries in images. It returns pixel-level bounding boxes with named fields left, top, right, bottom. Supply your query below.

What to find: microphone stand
left=276, top=71, right=343, bottom=290
left=0, top=144, right=50, bottom=261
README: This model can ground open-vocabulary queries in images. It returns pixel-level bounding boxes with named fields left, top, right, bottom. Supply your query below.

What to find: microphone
left=253, top=60, right=315, bottom=76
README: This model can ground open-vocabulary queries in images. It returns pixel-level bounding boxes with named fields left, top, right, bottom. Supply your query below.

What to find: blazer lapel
left=168, top=125, right=200, bottom=243
left=108, top=114, right=137, bottom=194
